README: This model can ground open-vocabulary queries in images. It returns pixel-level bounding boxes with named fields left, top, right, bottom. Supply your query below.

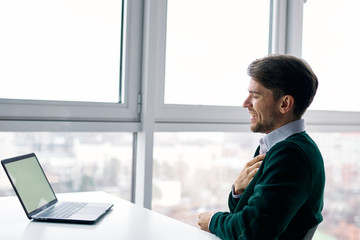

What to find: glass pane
left=0, top=132, right=133, bottom=201
left=303, top=0, right=360, bottom=111
left=153, top=132, right=261, bottom=225
left=164, top=0, right=269, bottom=106
left=310, top=132, right=360, bottom=239
left=153, top=132, right=360, bottom=239
left=0, top=0, right=123, bottom=103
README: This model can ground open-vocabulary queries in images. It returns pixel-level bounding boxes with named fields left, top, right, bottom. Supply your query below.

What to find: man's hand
left=198, top=211, right=216, bottom=232
left=233, top=154, right=265, bottom=195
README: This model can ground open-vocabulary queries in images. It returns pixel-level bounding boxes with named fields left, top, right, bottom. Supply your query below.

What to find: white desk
left=0, top=191, right=219, bottom=240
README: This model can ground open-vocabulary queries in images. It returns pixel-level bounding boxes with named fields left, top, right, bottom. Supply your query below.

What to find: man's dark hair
left=247, top=54, right=318, bottom=117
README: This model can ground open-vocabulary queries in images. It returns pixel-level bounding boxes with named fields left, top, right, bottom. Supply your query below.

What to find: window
left=164, top=0, right=270, bottom=106
left=0, top=132, right=133, bottom=201
left=311, top=132, right=360, bottom=239
left=0, top=0, right=124, bottom=103
left=303, top=0, right=360, bottom=112
left=153, top=132, right=261, bottom=225
left=153, top=132, right=360, bottom=239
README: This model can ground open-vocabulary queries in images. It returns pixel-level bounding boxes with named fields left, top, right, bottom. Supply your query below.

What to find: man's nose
left=242, top=95, right=251, bottom=108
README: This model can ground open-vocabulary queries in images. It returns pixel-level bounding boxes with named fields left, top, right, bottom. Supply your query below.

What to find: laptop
left=1, top=153, right=113, bottom=224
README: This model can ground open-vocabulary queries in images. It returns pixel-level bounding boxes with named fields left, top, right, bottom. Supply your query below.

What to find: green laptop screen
left=5, top=156, right=56, bottom=213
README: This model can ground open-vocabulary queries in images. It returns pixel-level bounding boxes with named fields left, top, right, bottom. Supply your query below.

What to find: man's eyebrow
left=249, top=90, right=261, bottom=94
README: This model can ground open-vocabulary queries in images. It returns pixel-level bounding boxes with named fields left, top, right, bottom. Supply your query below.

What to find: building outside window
left=0, top=132, right=133, bottom=201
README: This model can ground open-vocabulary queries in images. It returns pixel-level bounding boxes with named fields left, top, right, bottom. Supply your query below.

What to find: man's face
left=243, top=78, right=282, bottom=134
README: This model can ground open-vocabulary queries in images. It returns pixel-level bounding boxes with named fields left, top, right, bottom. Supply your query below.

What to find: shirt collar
left=259, top=119, right=305, bottom=154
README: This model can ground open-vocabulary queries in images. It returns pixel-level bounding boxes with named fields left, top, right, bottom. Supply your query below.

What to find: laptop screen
left=2, top=154, right=56, bottom=214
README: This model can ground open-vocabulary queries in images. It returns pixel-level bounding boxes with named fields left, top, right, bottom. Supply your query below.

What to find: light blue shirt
left=232, top=119, right=306, bottom=199
left=259, top=119, right=306, bottom=154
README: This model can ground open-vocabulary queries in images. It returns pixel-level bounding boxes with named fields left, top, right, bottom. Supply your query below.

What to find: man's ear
left=279, top=95, right=295, bottom=114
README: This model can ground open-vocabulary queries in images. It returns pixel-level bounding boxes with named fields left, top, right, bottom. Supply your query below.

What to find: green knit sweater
left=209, top=132, right=325, bottom=240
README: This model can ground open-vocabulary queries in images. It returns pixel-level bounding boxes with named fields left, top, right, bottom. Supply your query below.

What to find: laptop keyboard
left=39, top=202, right=87, bottom=218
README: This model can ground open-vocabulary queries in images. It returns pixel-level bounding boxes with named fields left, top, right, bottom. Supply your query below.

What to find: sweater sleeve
left=209, top=142, right=312, bottom=239
left=228, top=191, right=240, bottom=213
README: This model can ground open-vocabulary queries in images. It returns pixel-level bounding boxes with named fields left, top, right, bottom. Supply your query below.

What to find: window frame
left=151, top=0, right=271, bottom=126
left=0, top=0, right=142, bottom=130
left=149, top=0, right=360, bottom=130
left=139, top=0, right=360, bottom=208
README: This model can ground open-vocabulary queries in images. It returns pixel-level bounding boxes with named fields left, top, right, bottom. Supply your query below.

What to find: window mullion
left=270, top=0, right=287, bottom=54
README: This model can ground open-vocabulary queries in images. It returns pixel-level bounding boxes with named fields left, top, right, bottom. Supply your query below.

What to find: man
left=198, top=55, right=325, bottom=239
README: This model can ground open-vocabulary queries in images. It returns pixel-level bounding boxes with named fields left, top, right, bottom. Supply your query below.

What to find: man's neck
left=266, top=115, right=300, bottom=135
left=259, top=119, right=305, bottom=154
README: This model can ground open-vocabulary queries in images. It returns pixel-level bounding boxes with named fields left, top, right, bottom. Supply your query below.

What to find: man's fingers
left=247, top=154, right=266, bottom=166
left=233, top=155, right=265, bottom=194
left=246, top=161, right=262, bottom=179
left=248, top=160, right=262, bottom=172
left=249, top=167, right=260, bottom=179
left=255, top=154, right=266, bottom=161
